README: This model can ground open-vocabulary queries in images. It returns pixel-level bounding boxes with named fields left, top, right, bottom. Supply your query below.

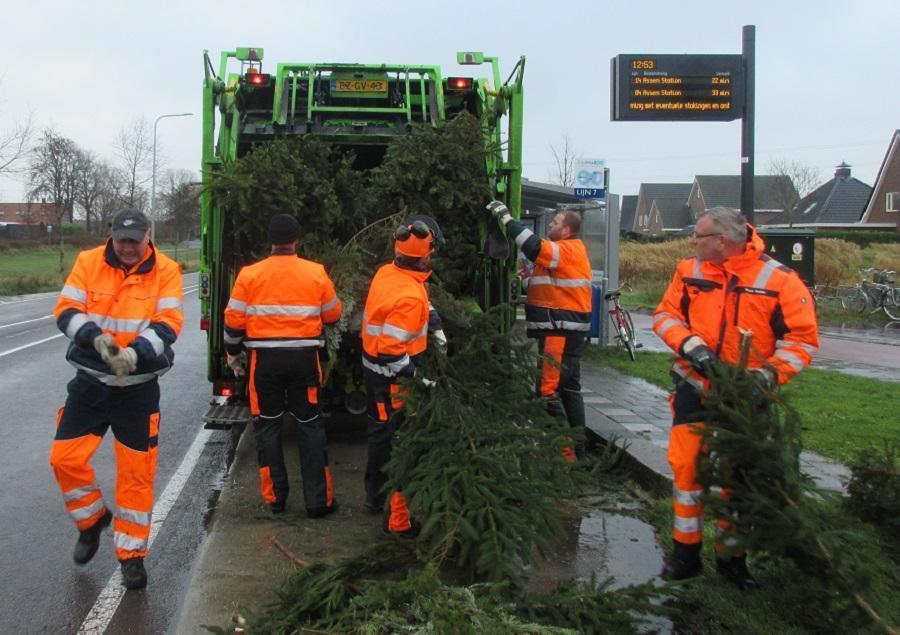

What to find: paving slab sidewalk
left=580, top=363, right=851, bottom=496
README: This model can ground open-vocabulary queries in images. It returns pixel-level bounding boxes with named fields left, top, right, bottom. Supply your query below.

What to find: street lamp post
left=150, top=112, right=193, bottom=243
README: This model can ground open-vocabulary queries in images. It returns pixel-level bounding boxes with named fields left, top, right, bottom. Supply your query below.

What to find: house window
left=888, top=192, right=899, bottom=213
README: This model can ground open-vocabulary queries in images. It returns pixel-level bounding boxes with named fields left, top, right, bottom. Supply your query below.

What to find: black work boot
left=716, top=555, right=759, bottom=590
left=382, top=516, right=421, bottom=539
left=120, top=557, right=147, bottom=590
left=73, top=509, right=112, bottom=565
left=363, top=494, right=385, bottom=515
left=307, top=500, right=338, bottom=519
left=661, top=540, right=703, bottom=581
left=269, top=499, right=286, bottom=514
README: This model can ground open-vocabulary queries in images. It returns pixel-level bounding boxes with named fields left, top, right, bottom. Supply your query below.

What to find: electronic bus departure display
left=611, top=54, right=745, bottom=122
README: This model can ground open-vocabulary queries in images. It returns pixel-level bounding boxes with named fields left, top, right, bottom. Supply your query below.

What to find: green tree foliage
left=848, top=443, right=900, bottom=544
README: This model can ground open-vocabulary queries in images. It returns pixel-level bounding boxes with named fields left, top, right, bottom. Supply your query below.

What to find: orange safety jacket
left=504, top=220, right=592, bottom=336
left=54, top=241, right=184, bottom=386
left=223, top=253, right=342, bottom=352
left=361, top=263, right=430, bottom=378
left=653, top=225, right=819, bottom=389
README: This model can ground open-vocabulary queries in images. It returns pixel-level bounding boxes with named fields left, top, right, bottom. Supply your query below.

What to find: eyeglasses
left=394, top=220, right=432, bottom=242
left=691, top=232, right=722, bottom=239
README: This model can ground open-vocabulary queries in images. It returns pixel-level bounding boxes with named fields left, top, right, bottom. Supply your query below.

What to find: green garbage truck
left=199, top=47, right=524, bottom=428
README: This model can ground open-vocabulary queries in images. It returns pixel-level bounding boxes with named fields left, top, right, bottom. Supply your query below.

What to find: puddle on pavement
left=529, top=505, right=665, bottom=593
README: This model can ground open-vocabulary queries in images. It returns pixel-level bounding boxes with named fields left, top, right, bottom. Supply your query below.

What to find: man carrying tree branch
left=653, top=206, right=819, bottom=589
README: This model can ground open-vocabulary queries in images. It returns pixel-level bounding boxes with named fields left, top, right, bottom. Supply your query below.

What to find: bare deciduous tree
left=159, top=169, right=200, bottom=242
left=73, top=150, right=118, bottom=234
left=549, top=135, right=578, bottom=187
left=114, top=117, right=153, bottom=210
left=767, top=158, right=822, bottom=227
left=0, top=101, right=34, bottom=176
left=27, top=129, right=82, bottom=270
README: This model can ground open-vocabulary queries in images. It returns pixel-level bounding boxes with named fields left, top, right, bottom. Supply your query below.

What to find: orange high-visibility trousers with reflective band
left=49, top=376, right=160, bottom=561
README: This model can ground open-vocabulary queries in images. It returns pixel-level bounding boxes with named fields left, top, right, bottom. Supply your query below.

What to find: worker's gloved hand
left=486, top=200, right=513, bottom=225
left=227, top=351, right=247, bottom=378
left=108, top=346, right=138, bottom=378
left=680, top=335, right=718, bottom=378
left=431, top=328, right=447, bottom=353
left=93, top=333, right=119, bottom=365
left=420, top=377, right=437, bottom=389
left=748, top=367, right=776, bottom=403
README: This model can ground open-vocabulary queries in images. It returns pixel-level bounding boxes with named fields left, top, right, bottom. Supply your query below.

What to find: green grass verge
left=0, top=244, right=199, bottom=295
left=584, top=346, right=900, bottom=465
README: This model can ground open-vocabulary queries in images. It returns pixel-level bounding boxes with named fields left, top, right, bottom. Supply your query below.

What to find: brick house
left=631, top=183, right=693, bottom=236
left=859, top=130, right=900, bottom=230
left=688, top=175, right=795, bottom=228
left=0, top=202, right=59, bottom=226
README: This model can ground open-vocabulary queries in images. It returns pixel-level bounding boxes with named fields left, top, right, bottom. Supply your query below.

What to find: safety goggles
left=394, top=220, right=433, bottom=242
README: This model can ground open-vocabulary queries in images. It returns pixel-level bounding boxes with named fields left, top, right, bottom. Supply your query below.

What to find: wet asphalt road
left=0, top=273, right=234, bottom=634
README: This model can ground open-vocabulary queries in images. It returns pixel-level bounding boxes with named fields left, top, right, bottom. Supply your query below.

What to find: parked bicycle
left=840, top=268, right=900, bottom=320
left=604, top=288, right=641, bottom=360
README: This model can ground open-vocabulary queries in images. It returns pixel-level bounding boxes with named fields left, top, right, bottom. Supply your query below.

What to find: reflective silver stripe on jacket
left=673, top=486, right=703, bottom=506
left=223, top=331, right=243, bottom=344
left=139, top=328, right=165, bottom=356
left=752, top=257, right=780, bottom=289
left=63, top=483, right=99, bottom=503
left=514, top=227, right=535, bottom=248
left=60, top=285, right=87, bottom=303
left=321, top=296, right=340, bottom=313
left=673, top=516, right=702, bottom=533
left=243, top=339, right=324, bottom=348
left=654, top=312, right=687, bottom=338
left=155, top=296, right=183, bottom=312
left=525, top=320, right=590, bottom=332
left=773, top=348, right=805, bottom=372
left=114, top=531, right=147, bottom=553
left=671, top=362, right=706, bottom=391
left=547, top=241, right=560, bottom=269
left=70, top=362, right=162, bottom=385
left=226, top=298, right=247, bottom=313
left=245, top=304, right=322, bottom=317
left=362, top=354, right=410, bottom=377
left=365, top=321, right=427, bottom=342
left=65, top=313, right=89, bottom=339
left=777, top=339, right=818, bottom=355
left=528, top=276, right=592, bottom=288
left=692, top=259, right=704, bottom=279
left=117, top=507, right=151, bottom=526
left=69, top=498, right=106, bottom=522
left=88, top=314, right=150, bottom=334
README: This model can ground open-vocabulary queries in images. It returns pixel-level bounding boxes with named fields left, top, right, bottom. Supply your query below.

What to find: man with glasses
left=361, top=215, right=445, bottom=537
left=653, top=207, right=819, bottom=589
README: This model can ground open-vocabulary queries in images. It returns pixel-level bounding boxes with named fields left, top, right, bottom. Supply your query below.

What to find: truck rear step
left=203, top=403, right=252, bottom=429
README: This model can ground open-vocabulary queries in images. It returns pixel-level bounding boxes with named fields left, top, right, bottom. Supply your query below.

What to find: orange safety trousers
left=49, top=375, right=159, bottom=561
left=667, top=385, right=737, bottom=554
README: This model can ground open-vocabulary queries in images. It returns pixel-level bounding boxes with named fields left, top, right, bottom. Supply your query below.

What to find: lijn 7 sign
left=574, top=159, right=606, bottom=198
left=610, top=54, right=745, bottom=122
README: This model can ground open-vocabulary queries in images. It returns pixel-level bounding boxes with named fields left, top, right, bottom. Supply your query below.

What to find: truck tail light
left=446, top=77, right=473, bottom=91
left=200, top=316, right=210, bottom=331
left=245, top=72, right=271, bottom=86
left=213, top=380, right=235, bottom=397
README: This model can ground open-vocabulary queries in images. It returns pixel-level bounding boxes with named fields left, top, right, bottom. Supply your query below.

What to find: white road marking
left=77, top=427, right=214, bottom=634
left=0, top=314, right=53, bottom=329
left=0, top=333, right=64, bottom=357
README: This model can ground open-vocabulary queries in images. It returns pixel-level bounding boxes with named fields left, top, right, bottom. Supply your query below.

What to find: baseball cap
left=111, top=209, right=151, bottom=241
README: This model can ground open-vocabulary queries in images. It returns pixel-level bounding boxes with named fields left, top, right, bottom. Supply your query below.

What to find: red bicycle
left=604, top=288, right=640, bottom=361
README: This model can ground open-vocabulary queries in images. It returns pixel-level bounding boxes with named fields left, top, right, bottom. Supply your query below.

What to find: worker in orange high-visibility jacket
left=653, top=206, right=819, bottom=590
left=489, top=200, right=592, bottom=462
left=224, top=214, right=342, bottom=519
left=49, top=208, right=183, bottom=591
left=362, top=215, right=446, bottom=538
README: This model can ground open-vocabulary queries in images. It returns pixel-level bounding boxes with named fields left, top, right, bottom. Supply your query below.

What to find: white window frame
left=887, top=192, right=899, bottom=213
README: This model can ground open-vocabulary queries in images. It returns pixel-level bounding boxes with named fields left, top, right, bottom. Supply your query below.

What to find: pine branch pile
left=388, top=290, right=578, bottom=582
left=695, top=335, right=899, bottom=634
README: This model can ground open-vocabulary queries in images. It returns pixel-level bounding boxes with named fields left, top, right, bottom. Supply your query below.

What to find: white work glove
left=420, top=377, right=437, bottom=389
left=93, top=333, right=118, bottom=365
left=431, top=328, right=447, bottom=353
left=108, top=346, right=138, bottom=378
left=227, top=351, right=248, bottom=377
left=486, top=200, right=513, bottom=225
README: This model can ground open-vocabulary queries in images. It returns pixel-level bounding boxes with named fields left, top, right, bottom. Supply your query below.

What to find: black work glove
left=680, top=336, right=718, bottom=378
left=748, top=367, right=777, bottom=404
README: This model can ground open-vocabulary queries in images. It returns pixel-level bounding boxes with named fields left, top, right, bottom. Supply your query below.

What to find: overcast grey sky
left=1, top=0, right=897, bottom=202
